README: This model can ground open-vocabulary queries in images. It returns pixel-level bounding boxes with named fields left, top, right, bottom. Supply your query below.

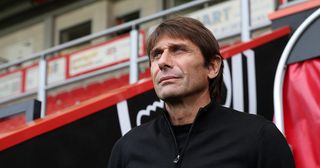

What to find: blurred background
left=0, top=0, right=319, bottom=168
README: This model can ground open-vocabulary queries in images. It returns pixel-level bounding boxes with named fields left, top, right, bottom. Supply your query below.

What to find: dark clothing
left=172, top=124, right=192, bottom=154
left=108, top=101, right=295, bottom=168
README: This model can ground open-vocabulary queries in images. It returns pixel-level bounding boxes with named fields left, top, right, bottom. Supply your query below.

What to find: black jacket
left=108, top=101, right=295, bottom=168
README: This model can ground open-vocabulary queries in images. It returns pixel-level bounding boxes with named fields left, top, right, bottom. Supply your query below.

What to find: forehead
left=152, top=35, right=197, bottom=49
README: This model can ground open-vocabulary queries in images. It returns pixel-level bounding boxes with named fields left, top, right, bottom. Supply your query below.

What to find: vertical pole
left=38, top=55, right=47, bottom=118
left=117, top=100, right=132, bottom=136
left=241, top=0, right=250, bottom=42
left=129, top=26, right=139, bottom=84
left=232, top=53, right=244, bottom=112
left=241, top=0, right=257, bottom=114
left=244, top=50, right=257, bottom=115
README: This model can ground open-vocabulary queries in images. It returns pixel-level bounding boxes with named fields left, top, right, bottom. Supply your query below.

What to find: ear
left=207, top=56, right=222, bottom=79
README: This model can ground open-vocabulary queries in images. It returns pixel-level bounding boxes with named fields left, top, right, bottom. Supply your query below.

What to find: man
left=108, top=16, right=295, bottom=168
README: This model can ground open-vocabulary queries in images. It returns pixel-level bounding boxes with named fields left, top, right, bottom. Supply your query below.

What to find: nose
left=157, top=50, right=172, bottom=70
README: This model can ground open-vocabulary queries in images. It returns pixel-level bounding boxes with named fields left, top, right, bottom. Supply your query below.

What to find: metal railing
left=0, top=0, right=212, bottom=117
left=273, top=8, right=320, bottom=134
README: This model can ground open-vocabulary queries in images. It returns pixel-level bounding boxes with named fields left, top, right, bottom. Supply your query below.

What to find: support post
left=129, top=27, right=139, bottom=84
left=241, top=0, right=251, bottom=42
left=37, top=55, right=47, bottom=118
left=241, top=0, right=257, bottom=114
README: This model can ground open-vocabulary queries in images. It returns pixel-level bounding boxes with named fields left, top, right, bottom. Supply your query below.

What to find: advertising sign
left=25, top=57, right=66, bottom=91
left=0, top=32, right=144, bottom=98
left=0, top=72, right=22, bottom=98
left=47, top=57, right=66, bottom=84
left=69, top=32, right=145, bottom=77
left=188, top=0, right=275, bottom=39
left=25, top=66, right=38, bottom=91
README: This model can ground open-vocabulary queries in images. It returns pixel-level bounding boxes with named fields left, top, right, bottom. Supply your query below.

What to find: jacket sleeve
left=256, top=122, right=295, bottom=168
left=107, top=139, right=125, bottom=168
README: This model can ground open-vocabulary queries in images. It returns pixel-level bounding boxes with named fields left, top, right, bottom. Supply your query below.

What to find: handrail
left=0, top=0, right=212, bottom=117
left=273, top=8, right=320, bottom=134
left=0, top=56, right=149, bottom=104
left=0, top=0, right=211, bottom=70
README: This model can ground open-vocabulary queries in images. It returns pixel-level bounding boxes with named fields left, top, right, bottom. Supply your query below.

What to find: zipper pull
left=173, top=154, right=180, bottom=164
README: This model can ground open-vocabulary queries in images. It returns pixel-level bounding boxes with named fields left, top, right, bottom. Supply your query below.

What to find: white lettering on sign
left=222, top=59, right=232, bottom=108
left=25, top=57, right=67, bottom=91
left=244, top=49, right=257, bottom=114
left=117, top=100, right=132, bottom=136
left=223, top=49, right=257, bottom=113
left=47, top=57, right=66, bottom=84
left=69, top=33, right=145, bottom=77
left=231, top=53, right=244, bottom=112
left=136, top=100, right=164, bottom=126
left=188, top=0, right=274, bottom=39
left=25, top=66, right=38, bottom=91
left=0, top=72, right=22, bottom=98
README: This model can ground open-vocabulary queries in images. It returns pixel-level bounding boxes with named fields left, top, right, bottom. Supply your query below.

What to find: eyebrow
left=151, top=42, right=189, bottom=54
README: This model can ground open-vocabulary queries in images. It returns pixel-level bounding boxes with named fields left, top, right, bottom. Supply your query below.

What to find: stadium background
left=0, top=0, right=319, bottom=168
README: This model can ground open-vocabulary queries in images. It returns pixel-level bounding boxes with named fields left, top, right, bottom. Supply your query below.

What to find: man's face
left=150, top=35, right=213, bottom=101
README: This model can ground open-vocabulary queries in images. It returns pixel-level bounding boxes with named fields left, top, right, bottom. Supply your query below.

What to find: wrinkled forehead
left=151, top=35, right=191, bottom=51
left=149, top=28, right=190, bottom=48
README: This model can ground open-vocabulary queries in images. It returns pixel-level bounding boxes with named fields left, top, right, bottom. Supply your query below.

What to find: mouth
left=159, top=76, right=179, bottom=84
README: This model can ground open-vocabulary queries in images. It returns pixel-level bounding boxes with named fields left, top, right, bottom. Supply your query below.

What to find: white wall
left=112, top=0, right=161, bottom=18
left=0, top=0, right=163, bottom=65
left=0, top=22, right=44, bottom=63
left=111, top=0, right=162, bottom=29
left=54, top=0, right=110, bottom=46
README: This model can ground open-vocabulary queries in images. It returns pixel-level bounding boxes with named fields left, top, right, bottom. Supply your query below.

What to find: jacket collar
left=159, top=100, right=219, bottom=135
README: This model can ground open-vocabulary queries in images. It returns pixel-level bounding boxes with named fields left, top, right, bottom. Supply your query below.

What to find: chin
left=156, top=92, right=182, bottom=101
left=155, top=86, right=185, bottom=99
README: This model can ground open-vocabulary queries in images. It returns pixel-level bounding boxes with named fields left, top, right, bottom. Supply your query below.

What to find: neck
left=165, top=90, right=211, bottom=126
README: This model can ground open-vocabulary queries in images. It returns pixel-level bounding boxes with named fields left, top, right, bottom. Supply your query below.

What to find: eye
left=172, top=45, right=187, bottom=54
left=154, top=51, right=162, bottom=57
left=150, top=50, right=162, bottom=60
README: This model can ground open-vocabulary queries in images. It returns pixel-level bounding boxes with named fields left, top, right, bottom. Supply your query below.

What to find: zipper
left=173, top=154, right=180, bottom=164
left=163, top=113, right=181, bottom=165
left=162, top=107, right=206, bottom=168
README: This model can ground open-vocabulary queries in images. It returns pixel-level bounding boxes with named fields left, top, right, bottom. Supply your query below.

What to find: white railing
left=273, top=8, right=320, bottom=134
left=0, top=0, right=212, bottom=117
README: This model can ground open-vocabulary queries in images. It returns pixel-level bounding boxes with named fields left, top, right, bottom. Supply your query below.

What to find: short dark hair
left=147, top=16, right=224, bottom=102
